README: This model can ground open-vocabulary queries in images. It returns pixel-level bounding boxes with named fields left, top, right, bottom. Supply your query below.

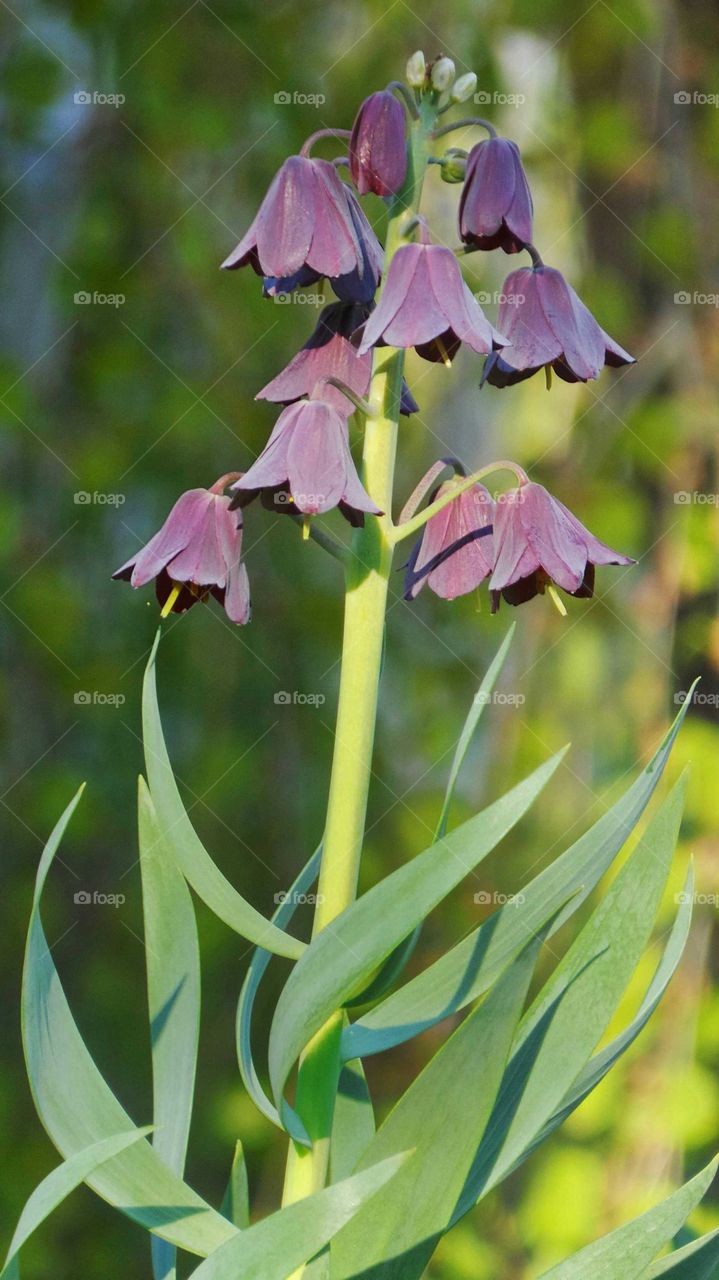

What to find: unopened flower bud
left=440, top=148, right=466, bottom=184
left=451, top=72, right=477, bottom=103
left=431, top=57, right=455, bottom=92
left=406, top=51, right=426, bottom=88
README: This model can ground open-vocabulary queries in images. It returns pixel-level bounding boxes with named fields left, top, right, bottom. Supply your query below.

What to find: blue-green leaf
left=187, top=1155, right=408, bottom=1280
left=22, top=786, right=237, bottom=1256
left=1, top=1128, right=152, bottom=1278
left=142, top=632, right=303, bottom=961
left=330, top=1057, right=375, bottom=1185
left=220, top=1142, right=250, bottom=1231
left=139, top=778, right=201, bottom=1280
left=459, top=774, right=687, bottom=1210
left=329, top=920, right=552, bottom=1280
left=343, top=692, right=691, bottom=1063
left=538, top=1158, right=718, bottom=1279
left=270, top=749, right=566, bottom=1144
left=646, top=1227, right=719, bottom=1278
left=236, top=844, right=322, bottom=1129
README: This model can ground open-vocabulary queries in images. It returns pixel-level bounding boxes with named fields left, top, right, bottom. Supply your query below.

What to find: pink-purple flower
left=221, top=156, right=382, bottom=303
left=256, top=301, right=418, bottom=416
left=231, top=396, right=382, bottom=527
left=349, top=90, right=407, bottom=197
left=459, top=137, right=533, bottom=254
left=482, top=265, right=634, bottom=387
left=113, top=482, right=250, bottom=624
left=405, top=482, right=495, bottom=600
left=357, top=242, right=506, bottom=363
left=489, top=482, right=634, bottom=611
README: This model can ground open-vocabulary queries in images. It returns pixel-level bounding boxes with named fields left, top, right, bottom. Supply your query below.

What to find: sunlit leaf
left=329, top=1057, right=375, bottom=1185
left=220, top=1142, right=250, bottom=1231
left=22, top=786, right=237, bottom=1256
left=142, top=631, right=304, bottom=960
left=270, top=750, right=567, bottom=1143
left=538, top=1158, right=718, bottom=1279
left=139, top=777, right=201, bottom=1280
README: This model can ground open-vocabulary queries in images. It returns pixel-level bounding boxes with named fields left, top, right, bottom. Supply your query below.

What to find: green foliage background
left=1, top=1, right=718, bottom=1276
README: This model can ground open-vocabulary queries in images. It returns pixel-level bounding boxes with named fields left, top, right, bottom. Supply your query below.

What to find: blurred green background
left=2, top=0, right=718, bottom=1275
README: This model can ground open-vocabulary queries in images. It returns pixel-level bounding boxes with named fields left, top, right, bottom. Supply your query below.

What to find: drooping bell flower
left=221, top=155, right=381, bottom=294
left=459, top=137, right=533, bottom=254
left=231, top=395, right=382, bottom=527
left=489, top=482, right=634, bottom=612
left=405, top=481, right=495, bottom=600
left=257, top=301, right=418, bottom=416
left=357, top=242, right=507, bottom=363
left=482, top=264, right=634, bottom=387
left=261, top=187, right=383, bottom=305
left=113, top=480, right=250, bottom=624
left=349, top=90, right=407, bottom=197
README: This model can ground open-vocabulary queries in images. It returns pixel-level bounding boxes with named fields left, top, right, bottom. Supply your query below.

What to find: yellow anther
left=302, top=516, right=311, bottom=541
left=435, top=336, right=453, bottom=368
left=160, top=583, right=182, bottom=618
left=547, top=584, right=567, bottom=617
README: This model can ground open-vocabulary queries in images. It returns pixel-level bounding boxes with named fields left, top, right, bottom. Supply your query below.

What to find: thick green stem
left=281, top=98, right=438, bottom=1212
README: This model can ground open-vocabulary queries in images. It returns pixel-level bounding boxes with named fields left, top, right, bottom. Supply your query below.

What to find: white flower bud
left=406, top=51, right=426, bottom=88
left=430, top=57, right=456, bottom=92
left=451, top=72, right=477, bottom=103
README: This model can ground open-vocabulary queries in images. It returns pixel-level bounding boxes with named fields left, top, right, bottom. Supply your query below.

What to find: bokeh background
left=2, top=1, right=718, bottom=1276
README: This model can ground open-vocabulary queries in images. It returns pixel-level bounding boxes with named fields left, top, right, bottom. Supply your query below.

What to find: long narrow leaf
left=270, top=749, right=566, bottom=1143
left=139, top=778, right=201, bottom=1280
left=21, top=786, right=237, bottom=1256
left=646, top=1228, right=719, bottom=1278
left=343, top=691, right=692, bottom=1063
left=236, top=844, right=322, bottom=1129
left=1, top=1128, right=151, bottom=1278
left=220, top=1142, right=250, bottom=1231
left=538, top=1158, right=718, bottom=1279
left=187, top=1155, right=408, bottom=1280
left=142, top=632, right=303, bottom=960
left=329, top=1058, right=376, bottom=1185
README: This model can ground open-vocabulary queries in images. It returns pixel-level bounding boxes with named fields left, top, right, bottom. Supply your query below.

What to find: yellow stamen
left=435, top=336, right=453, bottom=368
left=547, top=584, right=567, bottom=617
left=160, top=583, right=182, bottom=618
left=302, top=515, right=311, bottom=541
left=545, top=365, right=553, bottom=390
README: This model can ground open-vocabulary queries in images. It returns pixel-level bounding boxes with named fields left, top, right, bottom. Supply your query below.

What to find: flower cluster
left=115, top=52, right=635, bottom=624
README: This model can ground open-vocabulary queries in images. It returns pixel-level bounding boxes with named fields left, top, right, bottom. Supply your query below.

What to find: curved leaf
left=22, top=786, right=237, bottom=1256
left=342, top=691, right=692, bottom=1063
left=187, top=1155, right=409, bottom=1280
left=646, top=1228, right=719, bottom=1278
left=139, top=778, right=201, bottom=1280
left=270, top=749, right=566, bottom=1143
left=236, top=844, right=322, bottom=1129
left=142, top=632, right=304, bottom=961
left=538, top=1158, right=718, bottom=1280
left=1, top=1128, right=152, bottom=1278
